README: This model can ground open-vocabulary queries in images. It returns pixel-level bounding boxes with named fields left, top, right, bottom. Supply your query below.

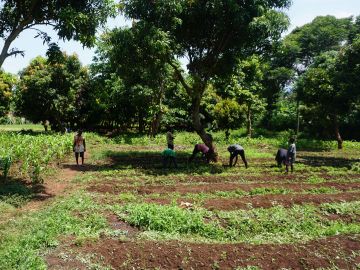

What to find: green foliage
left=213, top=99, right=245, bottom=136
left=0, top=70, right=16, bottom=117
left=0, top=132, right=72, bottom=182
left=0, top=181, right=33, bottom=207
left=14, top=52, right=89, bottom=130
left=0, top=192, right=109, bottom=269
left=0, top=155, right=11, bottom=178
left=117, top=203, right=223, bottom=239
left=115, top=202, right=360, bottom=244
left=0, top=0, right=116, bottom=67
left=282, top=15, right=353, bottom=67
left=321, top=201, right=360, bottom=216
left=92, top=24, right=181, bottom=132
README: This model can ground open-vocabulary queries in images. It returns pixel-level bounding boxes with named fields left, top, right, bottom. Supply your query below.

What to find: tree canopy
left=119, top=0, right=291, bottom=155
left=0, top=0, right=116, bottom=67
left=14, top=48, right=89, bottom=130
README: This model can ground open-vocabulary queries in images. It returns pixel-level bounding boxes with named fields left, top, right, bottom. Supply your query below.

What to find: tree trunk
left=333, top=114, right=343, bottom=150
left=138, top=118, right=144, bottom=133
left=296, top=100, right=300, bottom=135
left=149, top=112, right=162, bottom=137
left=191, top=91, right=218, bottom=162
left=246, top=103, right=252, bottom=138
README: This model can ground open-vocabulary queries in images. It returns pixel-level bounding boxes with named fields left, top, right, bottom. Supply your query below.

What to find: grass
left=112, top=201, right=360, bottom=244
left=0, top=192, right=109, bottom=269
left=0, top=124, right=45, bottom=131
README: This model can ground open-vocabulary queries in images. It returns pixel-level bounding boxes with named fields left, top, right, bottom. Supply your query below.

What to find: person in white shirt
left=73, top=130, right=86, bottom=165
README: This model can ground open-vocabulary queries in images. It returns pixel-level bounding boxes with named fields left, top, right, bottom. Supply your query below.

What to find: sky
left=1, top=0, right=360, bottom=74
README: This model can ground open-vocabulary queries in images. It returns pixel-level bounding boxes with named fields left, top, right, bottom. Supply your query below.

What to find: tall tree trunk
left=191, top=91, right=218, bottom=162
left=333, top=114, right=343, bottom=150
left=296, top=100, right=300, bottom=135
left=138, top=112, right=144, bottom=133
left=149, top=112, right=162, bottom=137
left=246, top=103, right=252, bottom=138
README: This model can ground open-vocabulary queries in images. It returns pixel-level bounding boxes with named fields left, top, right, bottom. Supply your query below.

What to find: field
left=0, top=130, right=359, bottom=269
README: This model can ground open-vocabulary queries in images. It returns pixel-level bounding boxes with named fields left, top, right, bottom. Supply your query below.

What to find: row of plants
left=114, top=201, right=360, bottom=244
left=0, top=132, right=73, bottom=182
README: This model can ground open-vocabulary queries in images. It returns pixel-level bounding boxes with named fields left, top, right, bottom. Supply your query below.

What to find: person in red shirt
left=188, top=143, right=211, bottom=163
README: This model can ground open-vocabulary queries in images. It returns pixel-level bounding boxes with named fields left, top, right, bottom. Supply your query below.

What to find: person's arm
left=73, top=137, right=76, bottom=152
left=83, top=138, right=86, bottom=152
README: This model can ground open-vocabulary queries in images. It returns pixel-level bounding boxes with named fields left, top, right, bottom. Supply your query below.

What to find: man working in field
left=188, top=143, right=214, bottom=163
left=227, top=144, right=248, bottom=168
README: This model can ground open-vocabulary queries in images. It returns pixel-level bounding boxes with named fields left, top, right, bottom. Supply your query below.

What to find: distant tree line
left=0, top=0, right=359, bottom=151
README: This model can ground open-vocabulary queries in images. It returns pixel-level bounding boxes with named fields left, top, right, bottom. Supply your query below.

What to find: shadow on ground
left=63, top=150, right=231, bottom=176
left=0, top=177, right=52, bottom=207
left=300, top=155, right=359, bottom=168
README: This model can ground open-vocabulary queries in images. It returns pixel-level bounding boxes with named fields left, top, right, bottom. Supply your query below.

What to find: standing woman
left=73, top=130, right=86, bottom=165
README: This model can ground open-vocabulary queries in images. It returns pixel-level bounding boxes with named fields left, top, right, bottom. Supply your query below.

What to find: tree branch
left=7, top=49, right=25, bottom=57
left=168, top=61, right=193, bottom=96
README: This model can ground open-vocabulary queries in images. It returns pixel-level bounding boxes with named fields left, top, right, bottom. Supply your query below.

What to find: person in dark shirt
left=189, top=144, right=210, bottom=163
left=275, top=148, right=288, bottom=167
left=228, top=144, right=248, bottom=168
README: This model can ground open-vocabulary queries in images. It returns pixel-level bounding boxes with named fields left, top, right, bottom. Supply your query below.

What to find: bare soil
left=47, top=235, right=360, bottom=270
left=88, top=181, right=360, bottom=195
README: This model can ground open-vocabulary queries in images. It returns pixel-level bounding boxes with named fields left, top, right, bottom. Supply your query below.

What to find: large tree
left=14, top=47, right=89, bottom=130
left=91, top=24, right=181, bottom=133
left=0, top=70, right=16, bottom=116
left=121, top=0, right=290, bottom=158
left=275, top=15, right=357, bottom=135
left=296, top=35, right=360, bottom=149
left=0, top=0, right=115, bottom=68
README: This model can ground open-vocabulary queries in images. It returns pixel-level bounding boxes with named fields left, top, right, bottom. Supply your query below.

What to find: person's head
left=77, top=130, right=83, bottom=136
left=289, top=137, right=295, bottom=144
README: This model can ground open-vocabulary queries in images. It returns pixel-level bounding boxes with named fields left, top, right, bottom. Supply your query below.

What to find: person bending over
left=275, top=148, right=288, bottom=167
left=228, top=144, right=248, bottom=168
left=189, top=143, right=211, bottom=163
left=162, top=148, right=177, bottom=168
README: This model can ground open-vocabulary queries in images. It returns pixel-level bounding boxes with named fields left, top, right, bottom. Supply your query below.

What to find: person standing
left=286, top=138, right=296, bottom=173
left=166, top=128, right=175, bottom=150
left=227, top=144, right=248, bottom=168
left=73, top=130, right=86, bottom=165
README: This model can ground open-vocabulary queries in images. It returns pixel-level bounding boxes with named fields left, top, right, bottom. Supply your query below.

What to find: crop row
left=0, top=133, right=73, bottom=182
